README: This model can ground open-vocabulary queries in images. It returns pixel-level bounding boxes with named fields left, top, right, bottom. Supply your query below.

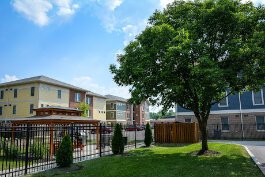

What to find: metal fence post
left=24, top=124, right=30, bottom=175
left=71, top=123, right=74, bottom=143
left=134, top=124, right=136, bottom=148
left=99, top=123, right=102, bottom=157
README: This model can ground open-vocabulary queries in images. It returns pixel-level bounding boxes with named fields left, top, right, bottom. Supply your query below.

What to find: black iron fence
left=0, top=123, right=145, bottom=177
left=207, top=123, right=265, bottom=140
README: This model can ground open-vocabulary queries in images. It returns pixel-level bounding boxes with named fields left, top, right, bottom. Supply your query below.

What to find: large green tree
left=110, top=0, right=265, bottom=154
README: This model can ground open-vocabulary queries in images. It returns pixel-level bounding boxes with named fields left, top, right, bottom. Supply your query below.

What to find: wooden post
left=49, top=124, right=54, bottom=159
left=96, top=123, right=100, bottom=149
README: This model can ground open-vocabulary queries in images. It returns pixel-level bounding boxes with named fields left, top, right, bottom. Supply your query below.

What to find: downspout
left=239, top=93, right=244, bottom=140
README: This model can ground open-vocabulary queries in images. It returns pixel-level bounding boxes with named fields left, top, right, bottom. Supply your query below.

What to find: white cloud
left=72, top=76, right=130, bottom=99
left=1, top=75, right=19, bottom=83
left=54, top=0, right=79, bottom=17
left=122, top=19, right=147, bottom=46
left=103, top=0, right=122, bottom=11
left=12, top=0, right=79, bottom=26
left=12, top=0, right=53, bottom=26
left=160, top=0, right=174, bottom=8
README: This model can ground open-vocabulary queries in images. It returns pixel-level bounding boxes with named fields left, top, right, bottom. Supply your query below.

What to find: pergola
left=3, top=115, right=101, bottom=158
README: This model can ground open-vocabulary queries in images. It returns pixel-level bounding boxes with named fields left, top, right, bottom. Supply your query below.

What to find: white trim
left=252, top=89, right=264, bottom=106
left=177, top=108, right=265, bottom=116
left=218, top=91, right=229, bottom=107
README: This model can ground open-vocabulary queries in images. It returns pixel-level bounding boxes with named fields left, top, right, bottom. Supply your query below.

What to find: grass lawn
left=28, top=143, right=263, bottom=177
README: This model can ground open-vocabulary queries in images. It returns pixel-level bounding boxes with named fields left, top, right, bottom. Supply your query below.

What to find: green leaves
left=110, top=0, right=265, bottom=113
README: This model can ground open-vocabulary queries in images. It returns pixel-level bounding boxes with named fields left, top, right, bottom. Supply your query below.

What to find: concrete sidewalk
left=210, top=140, right=265, bottom=176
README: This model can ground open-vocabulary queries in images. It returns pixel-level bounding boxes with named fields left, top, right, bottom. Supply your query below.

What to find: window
left=110, top=103, right=114, bottom=109
left=127, top=113, right=130, bottom=118
left=31, top=87, right=35, bottom=96
left=185, top=118, right=191, bottom=123
left=142, top=113, right=145, bottom=118
left=252, top=90, right=264, bottom=105
left=0, top=106, right=2, bottom=115
left=256, top=116, right=265, bottom=131
left=41, top=104, right=44, bottom=107
left=218, top=92, right=228, bottom=107
left=30, top=104, right=34, bottom=114
left=14, top=89, right=17, bottom=98
left=86, top=110, right=89, bottom=116
left=13, top=105, right=16, bottom=115
left=221, top=117, right=229, bottom=131
left=57, top=90, right=61, bottom=99
left=86, top=97, right=91, bottom=105
left=75, top=93, right=81, bottom=102
left=111, top=112, right=114, bottom=118
left=0, top=90, right=4, bottom=99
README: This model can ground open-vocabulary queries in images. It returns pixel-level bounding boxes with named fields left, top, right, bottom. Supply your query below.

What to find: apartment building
left=105, top=94, right=150, bottom=125
left=86, top=91, right=107, bottom=121
left=175, top=88, right=265, bottom=139
left=105, top=94, right=127, bottom=125
left=0, top=75, right=87, bottom=118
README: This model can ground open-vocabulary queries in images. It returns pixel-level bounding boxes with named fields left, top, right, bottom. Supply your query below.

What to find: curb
left=243, top=145, right=265, bottom=176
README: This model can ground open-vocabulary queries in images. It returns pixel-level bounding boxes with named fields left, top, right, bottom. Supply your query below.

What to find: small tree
left=78, top=102, right=89, bottom=117
left=56, top=134, right=73, bottom=167
left=144, top=123, right=152, bottom=147
left=111, top=124, right=124, bottom=154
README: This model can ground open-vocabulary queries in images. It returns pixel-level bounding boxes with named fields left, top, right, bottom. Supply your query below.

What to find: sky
left=0, top=0, right=264, bottom=112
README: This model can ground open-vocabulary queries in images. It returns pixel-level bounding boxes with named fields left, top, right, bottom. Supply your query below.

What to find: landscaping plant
left=111, top=124, right=124, bottom=154
left=56, top=134, right=73, bottom=167
left=144, top=123, right=152, bottom=147
left=3, top=144, right=20, bottom=159
left=30, top=140, right=49, bottom=159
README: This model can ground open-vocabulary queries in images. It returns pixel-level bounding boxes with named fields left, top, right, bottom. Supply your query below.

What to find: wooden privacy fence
left=154, top=122, right=200, bottom=144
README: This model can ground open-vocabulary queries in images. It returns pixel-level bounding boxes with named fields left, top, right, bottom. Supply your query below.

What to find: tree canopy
left=110, top=0, right=265, bottom=153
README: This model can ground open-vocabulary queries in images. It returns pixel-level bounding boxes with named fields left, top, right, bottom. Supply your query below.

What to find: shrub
left=30, top=140, right=49, bottom=159
left=144, top=123, right=152, bottom=147
left=3, top=144, right=20, bottom=159
left=111, top=124, right=124, bottom=154
left=56, top=134, right=73, bottom=167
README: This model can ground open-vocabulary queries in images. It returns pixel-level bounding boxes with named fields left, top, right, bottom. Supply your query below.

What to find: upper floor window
left=41, top=104, right=44, bottom=107
left=13, top=105, right=16, bottom=115
left=218, top=92, right=228, bottom=107
left=126, top=104, right=129, bottom=110
left=14, top=89, right=17, bottom=98
left=75, top=93, right=81, bottom=102
left=256, top=116, right=265, bottom=131
left=111, top=112, right=114, bottom=118
left=185, top=118, right=191, bottom=123
left=252, top=89, right=264, bottom=105
left=110, top=103, right=114, bottom=109
left=0, top=106, right=2, bottom=115
left=30, top=104, right=34, bottom=114
left=221, top=117, right=229, bottom=131
left=31, top=87, right=35, bottom=96
left=0, top=90, right=4, bottom=99
left=86, top=97, right=91, bottom=105
left=57, top=90, right=61, bottom=99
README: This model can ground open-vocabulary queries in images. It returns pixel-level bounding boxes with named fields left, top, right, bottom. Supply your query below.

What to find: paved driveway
left=210, top=140, right=265, bottom=175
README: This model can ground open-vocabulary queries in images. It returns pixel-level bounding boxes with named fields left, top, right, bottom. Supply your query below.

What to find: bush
left=56, top=134, right=73, bottom=167
left=111, top=124, right=124, bottom=154
left=3, top=144, right=20, bottom=159
left=144, top=123, right=152, bottom=147
left=30, top=140, right=49, bottom=159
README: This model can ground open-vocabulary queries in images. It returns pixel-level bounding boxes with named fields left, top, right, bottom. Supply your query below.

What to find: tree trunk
left=198, top=119, right=208, bottom=155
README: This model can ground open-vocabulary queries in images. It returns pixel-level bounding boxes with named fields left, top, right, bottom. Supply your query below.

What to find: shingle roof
left=0, top=75, right=87, bottom=91
left=86, top=91, right=108, bottom=99
left=105, top=94, right=128, bottom=102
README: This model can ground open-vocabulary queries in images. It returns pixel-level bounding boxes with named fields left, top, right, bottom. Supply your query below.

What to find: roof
left=87, top=91, right=108, bottom=99
left=0, top=75, right=87, bottom=92
left=105, top=94, right=128, bottom=102
left=1, top=115, right=100, bottom=125
left=33, top=106, right=83, bottom=112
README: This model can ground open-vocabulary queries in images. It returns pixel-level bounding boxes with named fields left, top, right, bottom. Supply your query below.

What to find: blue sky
left=0, top=0, right=264, bottom=112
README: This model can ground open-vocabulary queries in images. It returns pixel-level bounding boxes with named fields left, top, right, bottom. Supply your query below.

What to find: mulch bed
left=190, top=150, right=221, bottom=156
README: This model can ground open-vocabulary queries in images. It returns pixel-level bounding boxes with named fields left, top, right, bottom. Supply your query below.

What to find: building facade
left=0, top=76, right=87, bottom=118
left=86, top=91, right=107, bottom=121
left=105, top=95, right=127, bottom=125
left=175, top=88, right=265, bottom=139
